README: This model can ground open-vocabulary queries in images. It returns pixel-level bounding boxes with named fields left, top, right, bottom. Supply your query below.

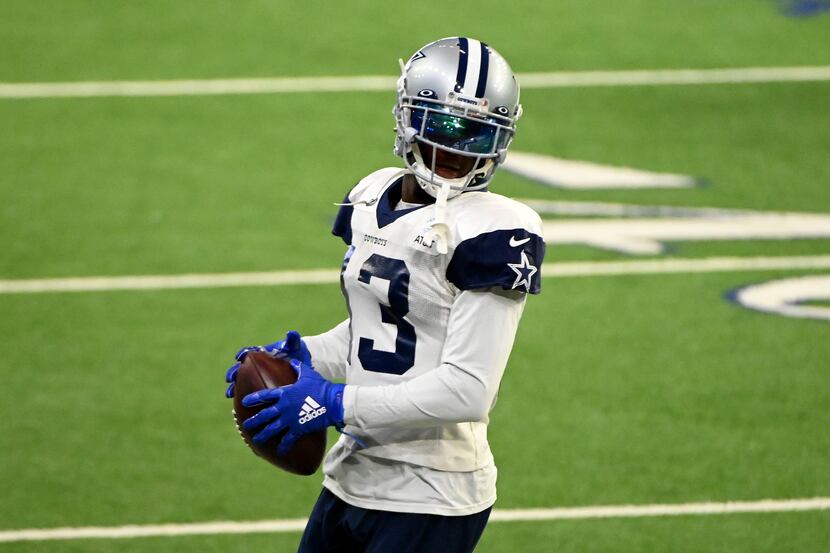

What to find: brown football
left=232, top=352, right=326, bottom=475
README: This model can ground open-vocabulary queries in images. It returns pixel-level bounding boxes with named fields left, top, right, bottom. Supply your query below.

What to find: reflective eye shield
left=407, top=102, right=512, bottom=156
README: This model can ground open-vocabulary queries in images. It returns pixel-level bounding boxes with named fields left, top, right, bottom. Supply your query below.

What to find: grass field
left=2, top=1, right=829, bottom=551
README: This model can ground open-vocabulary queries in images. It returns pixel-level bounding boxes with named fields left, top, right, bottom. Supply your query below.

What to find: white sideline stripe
left=2, top=66, right=830, bottom=99
left=1, top=497, right=828, bottom=543
left=3, top=255, right=830, bottom=295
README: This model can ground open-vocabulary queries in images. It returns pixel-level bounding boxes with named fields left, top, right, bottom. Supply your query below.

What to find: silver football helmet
left=393, top=37, right=522, bottom=200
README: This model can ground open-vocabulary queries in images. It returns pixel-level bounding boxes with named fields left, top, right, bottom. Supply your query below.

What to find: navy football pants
left=297, top=488, right=491, bottom=553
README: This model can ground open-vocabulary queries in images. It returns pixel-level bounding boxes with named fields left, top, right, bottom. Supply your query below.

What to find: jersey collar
left=376, top=176, right=430, bottom=229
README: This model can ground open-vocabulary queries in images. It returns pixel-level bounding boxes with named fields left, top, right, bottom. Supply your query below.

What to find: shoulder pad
left=447, top=228, right=545, bottom=294
left=449, top=192, right=542, bottom=241
left=446, top=193, right=546, bottom=294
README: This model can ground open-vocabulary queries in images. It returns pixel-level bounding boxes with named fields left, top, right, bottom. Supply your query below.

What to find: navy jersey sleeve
left=446, top=228, right=545, bottom=294
left=331, top=190, right=354, bottom=246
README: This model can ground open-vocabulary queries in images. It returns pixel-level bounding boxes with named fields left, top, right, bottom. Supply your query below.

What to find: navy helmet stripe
left=475, top=42, right=490, bottom=98
left=455, top=37, right=469, bottom=92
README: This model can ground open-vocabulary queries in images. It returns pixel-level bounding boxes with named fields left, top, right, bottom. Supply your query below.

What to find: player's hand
left=241, top=359, right=345, bottom=456
left=224, top=330, right=312, bottom=398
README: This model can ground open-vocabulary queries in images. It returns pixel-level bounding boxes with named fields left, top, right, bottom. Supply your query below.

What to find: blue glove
left=241, top=359, right=345, bottom=456
left=225, top=330, right=312, bottom=398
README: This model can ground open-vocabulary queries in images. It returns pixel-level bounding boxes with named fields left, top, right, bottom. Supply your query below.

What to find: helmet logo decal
left=417, top=89, right=437, bottom=98
left=408, top=51, right=426, bottom=65
left=495, top=106, right=510, bottom=116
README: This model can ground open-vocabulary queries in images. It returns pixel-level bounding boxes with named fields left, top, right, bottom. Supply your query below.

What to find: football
left=232, top=352, right=326, bottom=475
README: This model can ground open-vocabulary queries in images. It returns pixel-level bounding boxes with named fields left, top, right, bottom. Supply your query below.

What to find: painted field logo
left=503, top=151, right=699, bottom=190
left=520, top=200, right=830, bottom=256
left=728, top=276, right=830, bottom=321
left=506, top=150, right=830, bottom=320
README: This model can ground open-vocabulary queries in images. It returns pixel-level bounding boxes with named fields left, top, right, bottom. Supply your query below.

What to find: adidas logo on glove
left=298, top=395, right=327, bottom=424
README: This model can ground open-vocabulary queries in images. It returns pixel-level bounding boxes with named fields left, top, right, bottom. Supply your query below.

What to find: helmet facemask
left=394, top=90, right=516, bottom=200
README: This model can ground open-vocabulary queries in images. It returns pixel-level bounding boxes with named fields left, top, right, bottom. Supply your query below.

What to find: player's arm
left=240, top=287, right=525, bottom=452
left=303, top=319, right=350, bottom=381
left=241, top=233, right=543, bottom=443
left=240, top=203, right=544, bottom=444
left=345, top=286, right=526, bottom=428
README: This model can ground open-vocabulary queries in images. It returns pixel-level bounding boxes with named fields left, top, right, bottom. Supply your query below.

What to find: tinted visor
left=410, top=105, right=508, bottom=154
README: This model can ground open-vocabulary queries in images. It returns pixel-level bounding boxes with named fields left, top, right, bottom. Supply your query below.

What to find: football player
left=226, top=37, right=545, bottom=553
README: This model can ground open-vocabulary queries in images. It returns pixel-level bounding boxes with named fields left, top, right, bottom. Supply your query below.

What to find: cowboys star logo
left=507, top=250, right=538, bottom=290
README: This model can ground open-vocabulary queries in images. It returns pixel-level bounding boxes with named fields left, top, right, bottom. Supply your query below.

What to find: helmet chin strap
left=425, top=182, right=451, bottom=254
left=406, top=139, right=488, bottom=255
left=423, top=146, right=453, bottom=255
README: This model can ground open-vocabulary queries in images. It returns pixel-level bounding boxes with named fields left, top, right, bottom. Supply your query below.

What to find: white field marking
left=518, top=65, right=830, bottom=88
left=3, top=256, right=830, bottom=295
left=0, top=269, right=341, bottom=294
left=542, top=255, right=830, bottom=278
left=730, top=274, right=830, bottom=321
left=542, top=215, right=830, bottom=255
left=0, top=497, right=828, bottom=543
left=2, top=65, right=830, bottom=99
left=0, top=518, right=308, bottom=543
left=503, top=152, right=698, bottom=189
left=517, top=199, right=756, bottom=218
left=521, top=199, right=830, bottom=256
left=0, top=76, right=396, bottom=99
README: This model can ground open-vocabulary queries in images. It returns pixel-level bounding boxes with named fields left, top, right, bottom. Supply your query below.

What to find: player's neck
left=401, top=173, right=436, bottom=205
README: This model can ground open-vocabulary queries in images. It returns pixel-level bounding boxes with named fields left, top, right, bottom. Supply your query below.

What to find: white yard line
left=2, top=255, right=830, bottom=295
left=545, top=255, right=830, bottom=276
left=518, top=65, right=830, bottom=88
left=1, top=497, right=827, bottom=543
left=0, top=269, right=343, bottom=294
left=1, top=66, right=829, bottom=99
left=489, top=497, right=830, bottom=522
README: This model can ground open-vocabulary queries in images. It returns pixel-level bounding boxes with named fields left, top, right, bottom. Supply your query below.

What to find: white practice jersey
left=303, top=167, right=545, bottom=516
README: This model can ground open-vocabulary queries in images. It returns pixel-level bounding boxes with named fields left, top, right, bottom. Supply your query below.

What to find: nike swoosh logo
left=509, top=236, right=531, bottom=247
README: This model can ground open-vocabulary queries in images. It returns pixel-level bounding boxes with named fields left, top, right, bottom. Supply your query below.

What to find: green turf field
left=2, top=1, right=829, bottom=551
